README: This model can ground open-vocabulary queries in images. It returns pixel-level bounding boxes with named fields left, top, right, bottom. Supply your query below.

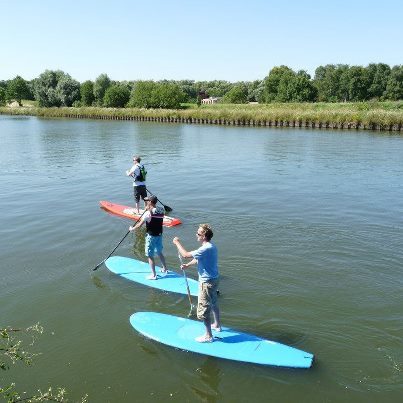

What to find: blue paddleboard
left=130, top=312, right=314, bottom=368
left=105, top=256, right=199, bottom=296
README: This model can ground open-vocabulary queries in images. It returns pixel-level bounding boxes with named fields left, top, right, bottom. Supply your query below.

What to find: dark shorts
left=134, top=185, right=147, bottom=202
left=197, top=278, right=219, bottom=321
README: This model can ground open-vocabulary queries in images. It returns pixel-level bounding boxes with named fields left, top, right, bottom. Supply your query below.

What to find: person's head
left=197, top=223, right=213, bottom=241
left=144, top=195, right=157, bottom=206
left=133, top=156, right=141, bottom=163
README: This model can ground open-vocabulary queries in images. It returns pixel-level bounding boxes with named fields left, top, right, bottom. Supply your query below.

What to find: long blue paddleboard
left=130, top=312, right=314, bottom=368
left=105, top=256, right=198, bottom=296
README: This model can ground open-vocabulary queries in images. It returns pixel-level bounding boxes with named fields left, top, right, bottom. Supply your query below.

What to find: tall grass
left=1, top=102, right=402, bottom=130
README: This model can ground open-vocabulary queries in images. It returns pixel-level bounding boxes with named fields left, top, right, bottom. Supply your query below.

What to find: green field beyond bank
left=1, top=101, right=403, bottom=131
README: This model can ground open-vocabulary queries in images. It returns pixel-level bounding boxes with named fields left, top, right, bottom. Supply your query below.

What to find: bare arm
left=173, top=237, right=193, bottom=258
left=181, top=258, right=197, bottom=270
left=126, top=165, right=136, bottom=177
left=129, top=212, right=148, bottom=231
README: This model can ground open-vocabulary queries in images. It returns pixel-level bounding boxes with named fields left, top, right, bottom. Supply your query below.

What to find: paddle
left=146, top=188, right=172, bottom=212
left=93, top=210, right=146, bottom=271
left=178, top=253, right=196, bottom=317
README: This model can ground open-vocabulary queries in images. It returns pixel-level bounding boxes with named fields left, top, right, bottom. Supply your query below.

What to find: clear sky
left=1, top=0, right=402, bottom=83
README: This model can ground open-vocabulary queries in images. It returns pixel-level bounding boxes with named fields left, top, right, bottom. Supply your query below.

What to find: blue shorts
left=145, top=234, right=163, bottom=257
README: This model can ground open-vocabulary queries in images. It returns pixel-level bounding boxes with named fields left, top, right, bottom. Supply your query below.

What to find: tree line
left=1, top=63, right=402, bottom=109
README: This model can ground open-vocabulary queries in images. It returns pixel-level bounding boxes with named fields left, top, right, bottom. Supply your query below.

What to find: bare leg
left=211, top=304, right=221, bottom=331
left=158, top=253, right=167, bottom=273
left=204, top=317, right=213, bottom=339
left=147, top=256, right=157, bottom=279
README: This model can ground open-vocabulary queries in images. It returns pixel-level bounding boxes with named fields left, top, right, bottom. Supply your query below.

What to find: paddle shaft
left=93, top=210, right=146, bottom=271
left=146, top=188, right=172, bottom=212
left=178, top=253, right=195, bottom=312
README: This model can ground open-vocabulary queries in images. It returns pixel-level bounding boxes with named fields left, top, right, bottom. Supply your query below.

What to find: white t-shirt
left=143, top=206, right=164, bottom=223
left=126, top=163, right=146, bottom=186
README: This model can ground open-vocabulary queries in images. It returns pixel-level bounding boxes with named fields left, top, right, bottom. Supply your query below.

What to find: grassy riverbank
left=1, top=101, right=403, bottom=131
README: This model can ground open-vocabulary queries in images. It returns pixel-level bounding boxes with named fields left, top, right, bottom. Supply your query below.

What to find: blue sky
left=1, top=0, right=402, bottom=83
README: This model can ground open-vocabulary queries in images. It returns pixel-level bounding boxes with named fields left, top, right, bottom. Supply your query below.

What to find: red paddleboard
left=100, top=200, right=182, bottom=227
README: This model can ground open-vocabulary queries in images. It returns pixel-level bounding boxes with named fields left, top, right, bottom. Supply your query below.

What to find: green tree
left=151, top=82, right=185, bottom=108
left=246, top=80, right=264, bottom=102
left=56, top=75, right=80, bottom=106
left=262, top=66, right=294, bottom=102
left=222, top=83, right=248, bottom=103
left=178, top=80, right=197, bottom=102
left=128, top=81, right=184, bottom=109
left=206, top=80, right=233, bottom=97
left=26, top=80, right=36, bottom=100
left=6, top=76, right=30, bottom=106
left=288, top=71, right=317, bottom=102
left=34, top=70, right=78, bottom=107
left=80, top=80, right=95, bottom=106
left=128, top=81, right=157, bottom=108
left=275, top=69, right=296, bottom=102
left=34, top=70, right=62, bottom=107
left=384, top=65, right=403, bottom=100
left=344, top=66, right=370, bottom=101
left=314, top=64, right=349, bottom=102
left=0, top=87, right=6, bottom=106
left=367, top=63, right=391, bottom=99
left=93, top=74, right=111, bottom=106
left=103, top=84, right=130, bottom=107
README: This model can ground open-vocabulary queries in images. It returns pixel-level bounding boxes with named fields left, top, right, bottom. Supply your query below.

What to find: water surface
left=1, top=115, right=402, bottom=402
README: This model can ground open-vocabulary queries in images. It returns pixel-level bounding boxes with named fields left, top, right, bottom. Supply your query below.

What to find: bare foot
left=195, top=335, right=213, bottom=343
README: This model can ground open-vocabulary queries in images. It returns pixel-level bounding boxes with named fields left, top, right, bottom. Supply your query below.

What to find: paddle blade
left=93, top=260, right=105, bottom=271
left=163, top=204, right=173, bottom=212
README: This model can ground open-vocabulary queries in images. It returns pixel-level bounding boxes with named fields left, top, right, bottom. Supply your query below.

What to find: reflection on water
left=192, top=358, right=222, bottom=402
left=130, top=228, right=146, bottom=260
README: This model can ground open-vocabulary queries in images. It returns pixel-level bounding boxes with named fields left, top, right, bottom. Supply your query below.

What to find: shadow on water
left=91, top=275, right=109, bottom=290
left=191, top=357, right=222, bottom=402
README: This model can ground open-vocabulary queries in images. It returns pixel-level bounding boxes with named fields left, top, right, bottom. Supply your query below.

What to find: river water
left=1, top=115, right=402, bottom=402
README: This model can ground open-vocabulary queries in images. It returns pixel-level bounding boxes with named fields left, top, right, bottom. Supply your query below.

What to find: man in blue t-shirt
left=173, top=224, right=221, bottom=343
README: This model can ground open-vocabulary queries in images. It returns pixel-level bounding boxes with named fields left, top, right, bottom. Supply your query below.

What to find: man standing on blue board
left=129, top=195, right=168, bottom=280
left=126, top=155, right=147, bottom=213
left=173, top=224, right=221, bottom=343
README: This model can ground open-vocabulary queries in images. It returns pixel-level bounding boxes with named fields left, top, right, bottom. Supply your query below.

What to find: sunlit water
left=1, top=115, right=402, bottom=402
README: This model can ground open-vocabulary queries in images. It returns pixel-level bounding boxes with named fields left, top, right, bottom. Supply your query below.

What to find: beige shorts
left=197, top=278, right=219, bottom=320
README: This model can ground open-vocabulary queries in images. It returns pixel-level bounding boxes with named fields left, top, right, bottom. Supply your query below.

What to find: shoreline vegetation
left=1, top=102, right=403, bottom=131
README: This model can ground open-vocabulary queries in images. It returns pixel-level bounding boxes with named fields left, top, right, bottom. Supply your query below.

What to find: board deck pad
left=130, top=312, right=314, bottom=368
left=105, top=256, right=198, bottom=296
left=100, top=200, right=182, bottom=227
